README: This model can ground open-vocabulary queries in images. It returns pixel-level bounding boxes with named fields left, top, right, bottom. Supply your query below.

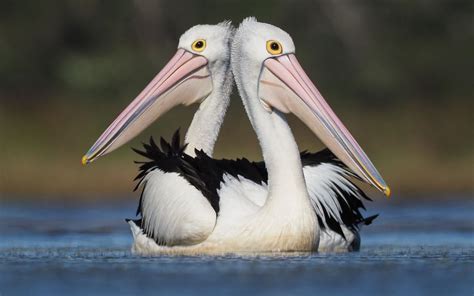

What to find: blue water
left=1, top=198, right=473, bottom=296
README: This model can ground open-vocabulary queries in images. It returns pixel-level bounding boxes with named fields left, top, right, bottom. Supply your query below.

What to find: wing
left=133, top=130, right=376, bottom=245
left=300, top=149, right=377, bottom=239
left=132, top=130, right=216, bottom=246
left=131, top=130, right=269, bottom=245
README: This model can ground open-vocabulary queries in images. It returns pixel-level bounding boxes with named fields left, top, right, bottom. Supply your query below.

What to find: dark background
left=0, top=0, right=472, bottom=200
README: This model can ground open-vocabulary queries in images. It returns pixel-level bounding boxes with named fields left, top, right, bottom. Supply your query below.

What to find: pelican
left=131, top=17, right=389, bottom=254
left=83, top=19, right=390, bottom=254
left=83, top=22, right=235, bottom=245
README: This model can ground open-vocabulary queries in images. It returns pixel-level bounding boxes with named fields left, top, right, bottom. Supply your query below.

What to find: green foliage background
left=0, top=0, right=472, bottom=199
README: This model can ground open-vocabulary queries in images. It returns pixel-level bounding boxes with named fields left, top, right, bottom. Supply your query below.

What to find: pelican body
left=83, top=19, right=389, bottom=254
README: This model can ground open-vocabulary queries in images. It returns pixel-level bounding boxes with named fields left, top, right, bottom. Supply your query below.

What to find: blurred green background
left=0, top=0, right=472, bottom=201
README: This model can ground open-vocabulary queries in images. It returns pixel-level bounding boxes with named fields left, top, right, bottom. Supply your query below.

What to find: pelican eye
left=266, top=40, right=283, bottom=55
left=192, top=39, right=206, bottom=52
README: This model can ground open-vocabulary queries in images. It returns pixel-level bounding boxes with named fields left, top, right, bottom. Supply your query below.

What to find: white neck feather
left=183, top=60, right=233, bottom=157
left=231, top=59, right=318, bottom=250
left=238, top=78, right=310, bottom=208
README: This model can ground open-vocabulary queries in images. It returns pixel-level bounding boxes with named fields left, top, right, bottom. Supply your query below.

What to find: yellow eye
left=191, top=39, right=206, bottom=52
left=266, top=40, right=283, bottom=55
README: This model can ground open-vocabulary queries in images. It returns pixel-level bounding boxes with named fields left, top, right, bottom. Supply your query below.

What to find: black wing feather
left=132, top=129, right=377, bottom=242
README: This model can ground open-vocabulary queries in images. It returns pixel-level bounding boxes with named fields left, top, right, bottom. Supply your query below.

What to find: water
left=1, top=198, right=473, bottom=295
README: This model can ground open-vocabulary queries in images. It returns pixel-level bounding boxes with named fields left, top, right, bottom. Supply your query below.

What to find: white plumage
left=127, top=18, right=386, bottom=254
left=128, top=22, right=234, bottom=247
left=84, top=18, right=388, bottom=255
left=139, top=169, right=215, bottom=246
left=131, top=161, right=366, bottom=253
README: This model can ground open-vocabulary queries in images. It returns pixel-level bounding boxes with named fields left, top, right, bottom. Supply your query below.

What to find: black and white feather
left=131, top=130, right=376, bottom=247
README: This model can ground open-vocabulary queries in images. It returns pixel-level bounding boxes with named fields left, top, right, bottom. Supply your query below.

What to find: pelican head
left=82, top=21, right=234, bottom=164
left=232, top=17, right=390, bottom=196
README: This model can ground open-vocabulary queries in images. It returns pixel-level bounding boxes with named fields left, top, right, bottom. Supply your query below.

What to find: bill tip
left=81, top=155, right=89, bottom=166
left=384, top=186, right=391, bottom=198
